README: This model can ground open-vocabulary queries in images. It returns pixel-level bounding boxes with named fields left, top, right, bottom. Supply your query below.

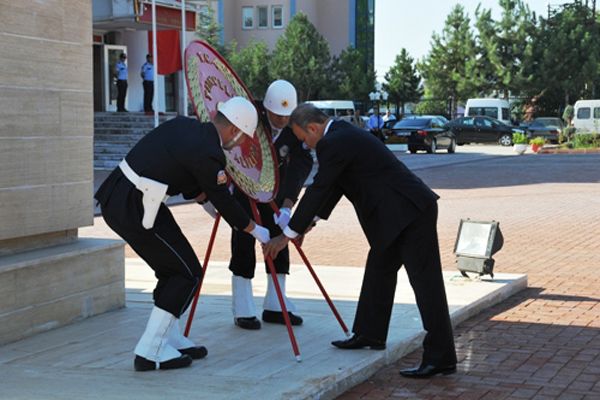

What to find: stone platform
left=0, top=259, right=526, bottom=400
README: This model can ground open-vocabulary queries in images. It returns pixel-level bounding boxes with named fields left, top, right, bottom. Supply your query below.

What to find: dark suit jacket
left=288, top=120, right=439, bottom=249
left=95, top=116, right=250, bottom=230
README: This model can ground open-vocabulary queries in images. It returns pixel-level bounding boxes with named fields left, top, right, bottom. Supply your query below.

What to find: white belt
left=119, top=159, right=169, bottom=229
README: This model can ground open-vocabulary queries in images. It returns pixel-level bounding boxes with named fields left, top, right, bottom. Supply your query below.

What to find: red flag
left=148, top=30, right=181, bottom=75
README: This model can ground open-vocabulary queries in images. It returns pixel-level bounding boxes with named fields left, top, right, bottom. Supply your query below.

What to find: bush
left=529, top=136, right=545, bottom=146
left=572, top=133, right=600, bottom=148
left=512, top=132, right=528, bottom=144
left=560, top=126, right=576, bottom=143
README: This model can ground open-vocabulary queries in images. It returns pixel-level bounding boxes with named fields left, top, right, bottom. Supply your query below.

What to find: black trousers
left=116, top=79, right=127, bottom=111
left=229, top=192, right=289, bottom=279
left=353, top=202, right=457, bottom=366
left=143, top=80, right=154, bottom=112
left=101, top=183, right=201, bottom=318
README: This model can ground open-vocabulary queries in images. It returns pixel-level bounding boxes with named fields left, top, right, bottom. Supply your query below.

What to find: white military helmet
left=263, top=80, right=297, bottom=116
left=217, top=96, right=258, bottom=137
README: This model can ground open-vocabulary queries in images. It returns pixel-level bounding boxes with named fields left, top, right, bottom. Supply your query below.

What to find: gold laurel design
left=188, top=51, right=276, bottom=199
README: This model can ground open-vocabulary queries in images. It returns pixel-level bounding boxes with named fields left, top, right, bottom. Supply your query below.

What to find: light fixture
left=453, top=219, right=503, bottom=278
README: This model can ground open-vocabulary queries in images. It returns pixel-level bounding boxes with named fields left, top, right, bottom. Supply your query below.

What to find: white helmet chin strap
left=222, top=129, right=244, bottom=150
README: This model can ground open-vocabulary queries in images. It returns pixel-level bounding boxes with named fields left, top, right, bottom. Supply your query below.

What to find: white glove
left=273, top=207, right=291, bottom=230
left=202, top=201, right=218, bottom=219
left=250, top=224, right=270, bottom=244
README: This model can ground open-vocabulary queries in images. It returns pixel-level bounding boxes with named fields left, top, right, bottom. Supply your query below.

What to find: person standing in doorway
left=115, top=53, right=128, bottom=112
left=141, top=54, right=154, bottom=113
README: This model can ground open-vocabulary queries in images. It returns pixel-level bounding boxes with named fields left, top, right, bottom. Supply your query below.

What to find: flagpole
left=181, top=0, right=188, bottom=116
left=152, top=0, right=159, bottom=127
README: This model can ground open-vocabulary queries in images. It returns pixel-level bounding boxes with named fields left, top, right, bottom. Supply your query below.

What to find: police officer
left=140, top=54, right=154, bottom=113
left=228, top=80, right=313, bottom=330
left=115, top=53, right=128, bottom=112
left=95, top=97, right=271, bottom=372
left=265, top=103, right=457, bottom=379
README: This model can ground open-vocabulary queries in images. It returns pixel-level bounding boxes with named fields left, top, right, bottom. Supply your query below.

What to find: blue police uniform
left=141, top=61, right=154, bottom=112
left=115, top=59, right=128, bottom=112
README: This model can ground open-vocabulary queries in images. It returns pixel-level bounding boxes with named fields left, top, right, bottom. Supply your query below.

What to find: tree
left=418, top=5, right=478, bottom=116
left=328, top=47, right=376, bottom=105
left=195, top=5, right=227, bottom=56
left=271, top=13, right=330, bottom=101
left=384, top=48, right=422, bottom=115
left=525, top=2, right=600, bottom=110
left=474, top=0, right=537, bottom=99
left=227, top=40, right=272, bottom=99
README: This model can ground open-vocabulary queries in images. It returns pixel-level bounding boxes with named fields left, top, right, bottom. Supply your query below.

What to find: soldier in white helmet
left=95, top=97, right=271, bottom=371
left=227, top=80, right=313, bottom=330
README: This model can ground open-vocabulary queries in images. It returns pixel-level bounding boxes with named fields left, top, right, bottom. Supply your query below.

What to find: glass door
left=103, top=45, right=127, bottom=111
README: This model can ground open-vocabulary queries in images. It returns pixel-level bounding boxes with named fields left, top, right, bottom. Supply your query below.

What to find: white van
left=573, top=100, right=600, bottom=133
left=465, top=98, right=511, bottom=124
left=306, top=100, right=356, bottom=123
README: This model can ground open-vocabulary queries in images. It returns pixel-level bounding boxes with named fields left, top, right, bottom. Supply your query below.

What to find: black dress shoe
left=399, top=363, right=457, bottom=378
left=234, top=317, right=261, bottom=330
left=134, top=354, right=192, bottom=371
left=179, top=346, right=207, bottom=360
left=331, top=334, right=386, bottom=350
left=262, top=310, right=303, bottom=326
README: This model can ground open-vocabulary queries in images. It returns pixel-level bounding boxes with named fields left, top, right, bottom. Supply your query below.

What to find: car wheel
left=499, top=134, right=512, bottom=146
left=447, top=138, right=456, bottom=154
left=409, top=146, right=417, bottom=154
left=426, top=139, right=437, bottom=154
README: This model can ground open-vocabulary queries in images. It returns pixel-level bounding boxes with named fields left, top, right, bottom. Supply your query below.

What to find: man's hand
left=273, top=207, right=291, bottom=230
left=264, top=234, right=290, bottom=259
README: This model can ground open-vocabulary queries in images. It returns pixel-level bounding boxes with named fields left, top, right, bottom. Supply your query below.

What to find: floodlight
left=453, top=219, right=503, bottom=278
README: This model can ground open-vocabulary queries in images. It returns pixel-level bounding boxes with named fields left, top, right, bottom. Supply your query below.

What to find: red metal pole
left=251, top=200, right=301, bottom=361
left=270, top=201, right=350, bottom=336
left=184, top=213, right=221, bottom=337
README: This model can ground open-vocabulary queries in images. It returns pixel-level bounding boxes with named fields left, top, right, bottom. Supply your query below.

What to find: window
left=577, top=107, right=591, bottom=119
left=468, top=107, right=499, bottom=119
left=501, top=107, right=509, bottom=121
left=461, top=117, right=475, bottom=126
left=257, top=6, right=268, bottom=28
left=242, top=6, right=254, bottom=29
left=272, top=5, right=283, bottom=28
left=594, top=107, right=600, bottom=119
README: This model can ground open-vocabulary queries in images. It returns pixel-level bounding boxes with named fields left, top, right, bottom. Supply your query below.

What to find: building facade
left=90, top=0, right=374, bottom=113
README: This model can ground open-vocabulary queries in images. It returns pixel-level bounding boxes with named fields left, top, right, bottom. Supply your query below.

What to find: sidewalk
left=0, top=259, right=524, bottom=400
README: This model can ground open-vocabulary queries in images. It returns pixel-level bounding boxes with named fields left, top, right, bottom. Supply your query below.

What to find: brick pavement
left=82, top=153, right=600, bottom=399
left=336, top=154, right=600, bottom=400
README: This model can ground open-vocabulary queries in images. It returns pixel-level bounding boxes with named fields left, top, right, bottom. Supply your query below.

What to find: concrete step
left=94, top=127, right=151, bottom=135
left=0, top=238, right=125, bottom=345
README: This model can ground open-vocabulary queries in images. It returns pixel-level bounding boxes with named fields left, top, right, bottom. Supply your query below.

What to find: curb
left=538, top=147, right=600, bottom=154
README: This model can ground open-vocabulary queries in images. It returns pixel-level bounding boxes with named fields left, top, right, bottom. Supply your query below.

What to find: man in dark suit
left=264, top=103, right=457, bottom=378
left=229, top=80, right=313, bottom=330
left=95, top=97, right=271, bottom=372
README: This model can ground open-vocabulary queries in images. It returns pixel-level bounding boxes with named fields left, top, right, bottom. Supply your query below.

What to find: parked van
left=465, top=98, right=511, bottom=125
left=306, top=100, right=356, bottom=123
left=573, top=99, right=600, bottom=133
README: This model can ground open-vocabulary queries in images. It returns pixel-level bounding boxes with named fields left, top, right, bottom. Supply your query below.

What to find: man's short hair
left=289, top=103, right=329, bottom=129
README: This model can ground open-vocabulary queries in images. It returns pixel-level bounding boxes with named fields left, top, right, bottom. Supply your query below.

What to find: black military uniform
left=95, top=116, right=250, bottom=318
left=288, top=120, right=457, bottom=367
left=228, top=103, right=313, bottom=278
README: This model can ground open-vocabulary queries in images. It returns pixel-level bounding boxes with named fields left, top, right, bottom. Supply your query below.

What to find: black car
left=387, top=117, right=456, bottom=154
left=446, top=116, right=520, bottom=146
left=526, top=117, right=564, bottom=143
